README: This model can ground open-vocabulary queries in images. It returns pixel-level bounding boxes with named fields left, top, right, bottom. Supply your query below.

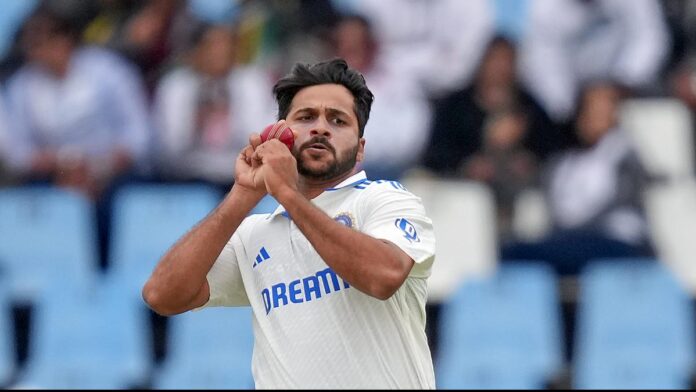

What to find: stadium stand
left=436, top=262, right=564, bottom=389
left=573, top=259, right=695, bottom=389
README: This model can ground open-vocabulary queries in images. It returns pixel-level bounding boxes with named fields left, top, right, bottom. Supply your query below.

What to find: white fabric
left=202, top=171, right=436, bottom=389
left=548, top=128, right=646, bottom=243
left=345, top=0, right=494, bottom=96
left=549, top=131, right=625, bottom=229
left=519, top=0, right=669, bottom=121
left=152, top=65, right=275, bottom=183
left=360, top=59, right=432, bottom=172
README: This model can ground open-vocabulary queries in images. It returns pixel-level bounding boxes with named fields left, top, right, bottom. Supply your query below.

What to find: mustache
left=298, top=136, right=336, bottom=155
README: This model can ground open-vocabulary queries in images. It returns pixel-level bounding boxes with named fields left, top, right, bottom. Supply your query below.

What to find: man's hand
left=234, top=133, right=267, bottom=197
left=252, top=139, right=299, bottom=200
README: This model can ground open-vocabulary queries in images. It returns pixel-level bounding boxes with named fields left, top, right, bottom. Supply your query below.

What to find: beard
left=293, top=136, right=359, bottom=181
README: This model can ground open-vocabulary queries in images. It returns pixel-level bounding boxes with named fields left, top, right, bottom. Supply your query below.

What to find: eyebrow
left=327, top=108, right=352, bottom=118
left=292, top=107, right=353, bottom=118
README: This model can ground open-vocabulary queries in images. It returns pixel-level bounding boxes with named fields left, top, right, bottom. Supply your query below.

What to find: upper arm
left=380, top=238, right=416, bottom=274
left=200, top=232, right=250, bottom=309
left=359, top=183, right=436, bottom=278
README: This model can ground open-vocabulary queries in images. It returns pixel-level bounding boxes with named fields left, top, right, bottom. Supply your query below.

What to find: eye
left=332, top=117, right=347, bottom=125
left=297, top=114, right=313, bottom=121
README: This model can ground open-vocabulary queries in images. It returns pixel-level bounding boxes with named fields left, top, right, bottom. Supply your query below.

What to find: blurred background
left=0, top=0, right=695, bottom=389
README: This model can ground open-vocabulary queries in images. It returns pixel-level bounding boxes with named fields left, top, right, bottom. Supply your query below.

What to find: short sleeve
left=200, top=233, right=250, bottom=308
left=359, top=183, right=436, bottom=278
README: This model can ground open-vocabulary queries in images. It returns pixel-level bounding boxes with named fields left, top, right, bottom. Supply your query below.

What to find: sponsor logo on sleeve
left=395, top=218, right=420, bottom=243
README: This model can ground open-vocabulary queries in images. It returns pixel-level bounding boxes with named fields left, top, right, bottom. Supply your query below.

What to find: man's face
left=193, top=26, right=236, bottom=78
left=21, top=19, right=73, bottom=76
left=334, top=20, right=375, bottom=73
left=285, top=84, right=365, bottom=181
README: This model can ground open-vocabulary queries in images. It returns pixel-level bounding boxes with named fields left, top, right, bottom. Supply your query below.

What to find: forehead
left=289, top=84, right=356, bottom=115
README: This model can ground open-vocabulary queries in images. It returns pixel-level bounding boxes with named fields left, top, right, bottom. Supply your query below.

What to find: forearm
left=143, top=185, right=263, bottom=315
left=278, top=190, right=413, bottom=300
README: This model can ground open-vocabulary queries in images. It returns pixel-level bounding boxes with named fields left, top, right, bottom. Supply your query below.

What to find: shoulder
left=354, top=178, right=410, bottom=195
left=156, top=67, right=198, bottom=93
left=354, top=178, right=425, bottom=208
left=6, top=64, right=41, bottom=95
left=228, top=65, right=273, bottom=89
left=238, top=212, right=272, bottom=233
left=76, top=46, right=142, bottom=80
left=436, top=86, right=476, bottom=109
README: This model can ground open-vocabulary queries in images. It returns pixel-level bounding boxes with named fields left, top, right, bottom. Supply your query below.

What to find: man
left=143, top=59, right=437, bottom=389
left=5, top=5, right=150, bottom=198
left=331, top=13, right=432, bottom=181
left=5, top=5, right=151, bottom=268
left=152, top=22, right=274, bottom=189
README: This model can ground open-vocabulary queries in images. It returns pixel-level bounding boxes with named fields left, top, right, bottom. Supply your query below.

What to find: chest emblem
left=333, top=212, right=356, bottom=229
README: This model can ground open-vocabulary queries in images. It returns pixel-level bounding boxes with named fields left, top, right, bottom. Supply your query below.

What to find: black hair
left=272, top=58, right=374, bottom=137
left=22, top=3, right=83, bottom=44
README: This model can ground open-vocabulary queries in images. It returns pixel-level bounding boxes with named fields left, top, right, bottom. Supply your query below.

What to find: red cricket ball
left=260, top=122, right=295, bottom=150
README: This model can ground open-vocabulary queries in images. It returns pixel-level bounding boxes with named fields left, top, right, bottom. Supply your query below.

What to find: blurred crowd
left=0, top=0, right=694, bottom=277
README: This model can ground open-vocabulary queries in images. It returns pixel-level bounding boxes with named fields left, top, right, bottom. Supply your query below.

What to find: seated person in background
left=422, top=35, right=566, bottom=177
left=4, top=5, right=150, bottom=200
left=501, top=82, right=655, bottom=275
left=152, top=22, right=275, bottom=190
left=4, top=5, right=152, bottom=268
left=331, top=13, right=432, bottom=180
left=460, top=105, right=538, bottom=241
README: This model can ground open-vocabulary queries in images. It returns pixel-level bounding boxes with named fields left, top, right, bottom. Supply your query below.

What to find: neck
left=298, top=168, right=360, bottom=199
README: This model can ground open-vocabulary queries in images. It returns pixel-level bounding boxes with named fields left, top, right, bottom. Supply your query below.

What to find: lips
left=301, top=139, right=334, bottom=155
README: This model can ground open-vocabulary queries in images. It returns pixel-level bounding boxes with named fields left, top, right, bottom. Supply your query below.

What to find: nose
left=309, top=117, right=332, bottom=138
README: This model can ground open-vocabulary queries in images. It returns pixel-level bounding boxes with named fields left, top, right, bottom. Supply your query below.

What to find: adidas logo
left=253, top=247, right=270, bottom=268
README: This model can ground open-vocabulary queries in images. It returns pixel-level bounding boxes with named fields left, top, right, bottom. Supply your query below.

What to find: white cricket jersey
left=201, top=171, right=436, bottom=389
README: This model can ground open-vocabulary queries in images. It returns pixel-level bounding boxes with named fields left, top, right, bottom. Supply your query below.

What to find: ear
left=356, top=137, right=366, bottom=163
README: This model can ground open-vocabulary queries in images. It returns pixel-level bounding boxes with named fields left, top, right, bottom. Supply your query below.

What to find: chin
left=301, top=163, right=332, bottom=176
left=302, top=153, right=335, bottom=168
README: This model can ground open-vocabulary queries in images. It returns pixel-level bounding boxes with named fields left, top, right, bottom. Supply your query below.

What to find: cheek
left=288, top=121, right=311, bottom=133
left=287, top=123, right=314, bottom=143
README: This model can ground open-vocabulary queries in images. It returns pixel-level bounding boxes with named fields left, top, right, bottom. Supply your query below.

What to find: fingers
left=249, top=133, right=262, bottom=150
left=251, top=139, right=288, bottom=163
left=239, top=145, right=254, bottom=166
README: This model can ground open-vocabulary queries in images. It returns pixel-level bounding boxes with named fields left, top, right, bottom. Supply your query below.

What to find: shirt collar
left=267, top=171, right=368, bottom=219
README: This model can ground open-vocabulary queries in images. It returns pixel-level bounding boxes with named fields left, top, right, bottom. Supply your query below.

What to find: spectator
left=519, top=0, right=670, bottom=122
left=5, top=5, right=150, bottom=197
left=422, top=35, right=564, bottom=176
left=82, top=0, right=189, bottom=94
left=4, top=5, right=152, bottom=267
left=501, top=82, right=655, bottom=275
left=460, top=106, right=538, bottom=241
left=152, top=22, right=275, bottom=189
left=260, top=0, right=340, bottom=77
left=334, top=0, right=495, bottom=98
left=332, top=14, right=432, bottom=180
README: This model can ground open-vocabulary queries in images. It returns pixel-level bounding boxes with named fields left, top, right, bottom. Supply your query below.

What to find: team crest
left=333, top=212, right=356, bottom=229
